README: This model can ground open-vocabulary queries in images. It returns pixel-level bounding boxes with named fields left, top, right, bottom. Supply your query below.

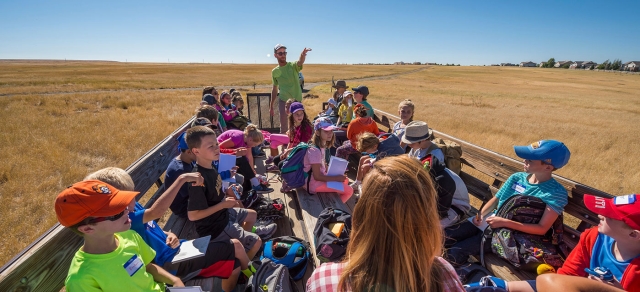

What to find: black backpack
left=251, top=197, right=285, bottom=221
left=261, top=236, right=311, bottom=281
left=313, top=208, right=352, bottom=263
left=244, top=258, right=299, bottom=292
left=481, top=195, right=566, bottom=271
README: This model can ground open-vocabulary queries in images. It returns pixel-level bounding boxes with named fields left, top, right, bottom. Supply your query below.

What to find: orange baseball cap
left=54, top=180, right=139, bottom=227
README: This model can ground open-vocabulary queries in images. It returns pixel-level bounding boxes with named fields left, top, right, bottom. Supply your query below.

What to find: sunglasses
left=86, top=207, right=128, bottom=224
left=276, top=52, right=287, bottom=56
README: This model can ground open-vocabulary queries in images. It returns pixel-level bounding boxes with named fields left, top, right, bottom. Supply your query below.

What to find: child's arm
left=143, top=173, right=204, bottom=223
left=311, top=163, right=346, bottom=182
left=218, top=138, right=236, bottom=150
left=187, top=195, right=238, bottom=221
left=486, top=206, right=559, bottom=235
left=146, top=263, right=184, bottom=287
left=472, top=196, right=499, bottom=226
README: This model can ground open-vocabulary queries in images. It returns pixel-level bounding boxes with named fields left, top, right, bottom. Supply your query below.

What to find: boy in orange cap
left=55, top=180, right=183, bottom=291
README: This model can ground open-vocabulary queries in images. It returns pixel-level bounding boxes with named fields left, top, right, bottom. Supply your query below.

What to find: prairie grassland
left=0, top=61, right=418, bottom=95
left=305, top=66, right=640, bottom=195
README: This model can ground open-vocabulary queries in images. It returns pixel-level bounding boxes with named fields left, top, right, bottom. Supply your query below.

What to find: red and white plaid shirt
left=306, top=257, right=465, bottom=292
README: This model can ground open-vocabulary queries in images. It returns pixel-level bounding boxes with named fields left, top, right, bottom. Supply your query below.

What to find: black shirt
left=188, top=164, right=228, bottom=238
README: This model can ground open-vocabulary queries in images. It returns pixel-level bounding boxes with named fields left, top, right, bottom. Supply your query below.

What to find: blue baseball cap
left=177, top=132, right=189, bottom=151
left=513, top=140, right=571, bottom=169
left=314, top=117, right=337, bottom=131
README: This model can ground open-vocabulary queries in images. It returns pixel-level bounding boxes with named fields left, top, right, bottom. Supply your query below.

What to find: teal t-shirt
left=354, top=100, right=375, bottom=118
left=218, top=113, right=226, bottom=128
left=272, top=62, right=303, bottom=102
left=494, top=172, right=568, bottom=215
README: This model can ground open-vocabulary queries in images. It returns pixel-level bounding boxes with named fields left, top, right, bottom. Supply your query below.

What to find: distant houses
left=500, top=63, right=516, bottom=66
left=554, top=61, right=572, bottom=68
left=623, top=61, right=640, bottom=71
left=569, top=61, right=598, bottom=69
left=519, top=61, right=537, bottom=67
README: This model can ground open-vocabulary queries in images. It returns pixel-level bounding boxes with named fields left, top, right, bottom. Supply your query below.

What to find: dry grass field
left=1, top=61, right=638, bottom=266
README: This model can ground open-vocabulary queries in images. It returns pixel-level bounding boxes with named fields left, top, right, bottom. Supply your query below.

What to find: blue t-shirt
left=129, top=203, right=184, bottom=269
left=494, top=172, right=568, bottom=215
left=591, top=233, right=637, bottom=282
left=165, top=158, right=194, bottom=218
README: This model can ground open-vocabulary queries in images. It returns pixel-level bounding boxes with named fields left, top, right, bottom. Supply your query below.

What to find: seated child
left=304, top=117, right=353, bottom=203
left=231, top=93, right=244, bottom=116
left=84, top=167, right=247, bottom=292
left=186, top=126, right=277, bottom=254
left=445, top=140, right=571, bottom=266
left=420, top=155, right=471, bottom=228
left=335, top=104, right=380, bottom=160
left=266, top=102, right=313, bottom=171
left=200, top=89, right=227, bottom=132
left=317, top=91, right=339, bottom=124
left=401, top=120, right=445, bottom=164
left=349, top=132, right=405, bottom=193
left=392, top=99, right=415, bottom=149
left=216, top=91, right=247, bottom=129
left=55, top=180, right=184, bottom=291
left=335, top=90, right=354, bottom=128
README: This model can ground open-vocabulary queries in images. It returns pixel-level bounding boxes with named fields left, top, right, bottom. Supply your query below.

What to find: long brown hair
left=338, top=155, right=445, bottom=292
left=288, top=110, right=312, bottom=140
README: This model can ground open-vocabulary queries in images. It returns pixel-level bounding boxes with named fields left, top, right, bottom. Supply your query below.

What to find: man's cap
left=289, top=102, right=305, bottom=114
left=202, top=94, right=215, bottom=106
left=352, top=85, right=369, bottom=95
left=191, top=117, right=217, bottom=130
left=332, top=80, right=349, bottom=89
left=401, top=120, right=433, bottom=144
left=177, top=131, right=189, bottom=151
left=274, top=44, right=287, bottom=53
left=55, top=180, right=139, bottom=227
left=314, top=116, right=337, bottom=131
left=513, top=140, right=571, bottom=169
left=584, top=194, right=640, bottom=230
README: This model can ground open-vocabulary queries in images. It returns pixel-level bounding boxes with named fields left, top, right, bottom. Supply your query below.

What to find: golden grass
left=0, top=61, right=419, bottom=95
left=0, top=62, right=638, bottom=266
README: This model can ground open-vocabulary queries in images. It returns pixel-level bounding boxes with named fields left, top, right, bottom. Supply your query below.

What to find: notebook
left=170, top=235, right=211, bottom=264
left=167, top=287, right=204, bottom=292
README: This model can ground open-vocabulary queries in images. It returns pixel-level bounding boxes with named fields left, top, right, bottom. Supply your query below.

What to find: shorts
left=163, top=238, right=240, bottom=281
left=212, top=208, right=259, bottom=251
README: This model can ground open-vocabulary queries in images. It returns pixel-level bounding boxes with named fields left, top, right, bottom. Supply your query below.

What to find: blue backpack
left=278, top=143, right=314, bottom=189
left=261, top=236, right=311, bottom=281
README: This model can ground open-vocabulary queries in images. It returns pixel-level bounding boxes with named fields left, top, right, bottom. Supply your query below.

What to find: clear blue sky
left=1, top=0, right=638, bottom=65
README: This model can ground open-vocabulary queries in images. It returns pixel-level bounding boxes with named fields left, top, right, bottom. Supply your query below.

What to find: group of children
left=54, top=83, right=640, bottom=292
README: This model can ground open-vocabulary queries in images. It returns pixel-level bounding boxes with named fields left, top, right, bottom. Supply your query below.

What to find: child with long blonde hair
left=302, top=117, right=353, bottom=202
left=307, top=155, right=465, bottom=292
left=393, top=99, right=415, bottom=148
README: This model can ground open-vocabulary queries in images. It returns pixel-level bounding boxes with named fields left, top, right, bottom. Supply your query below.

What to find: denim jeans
left=444, top=220, right=490, bottom=265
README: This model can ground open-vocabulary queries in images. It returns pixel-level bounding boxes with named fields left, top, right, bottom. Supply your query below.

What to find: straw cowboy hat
left=401, top=121, right=434, bottom=144
left=332, top=80, right=349, bottom=89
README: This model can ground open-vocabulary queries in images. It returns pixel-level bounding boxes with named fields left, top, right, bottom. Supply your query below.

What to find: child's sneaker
left=265, top=156, right=275, bottom=165
left=254, top=223, right=277, bottom=240
left=280, top=181, right=293, bottom=193
left=266, top=164, right=280, bottom=173
left=252, top=184, right=273, bottom=194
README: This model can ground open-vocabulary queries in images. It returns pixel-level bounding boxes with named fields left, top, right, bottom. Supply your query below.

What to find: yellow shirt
left=338, top=104, right=353, bottom=123
left=65, top=230, right=164, bottom=292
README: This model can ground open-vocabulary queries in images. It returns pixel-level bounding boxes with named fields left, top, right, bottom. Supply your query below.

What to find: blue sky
left=1, top=0, right=638, bottom=65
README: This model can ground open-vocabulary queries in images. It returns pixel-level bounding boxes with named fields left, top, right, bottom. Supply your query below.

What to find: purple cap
left=289, top=102, right=304, bottom=114
left=314, top=117, right=337, bottom=131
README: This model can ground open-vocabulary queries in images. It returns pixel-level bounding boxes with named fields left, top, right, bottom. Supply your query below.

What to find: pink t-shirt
left=303, top=147, right=326, bottom=193
left=217, top=130, right=246, bottom=148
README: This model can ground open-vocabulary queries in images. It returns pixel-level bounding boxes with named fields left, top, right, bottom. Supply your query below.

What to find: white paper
left=326, top=156, right=348, bottom=191
left=167, top=287, right=204, bottom=292
left=468, top=213, right=495, bottom=231
left=171, top=235, right=211, bottom=264
left=218, top=154, right=236, bottom=173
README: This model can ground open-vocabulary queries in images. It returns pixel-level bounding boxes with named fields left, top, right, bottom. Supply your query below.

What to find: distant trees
left=541, top=58, right=556, bottom=68
left=596, top=59, right=623, bottom=70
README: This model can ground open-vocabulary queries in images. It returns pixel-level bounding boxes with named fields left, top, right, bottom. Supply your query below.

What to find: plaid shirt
left=306, top=257, right=465, bottom=292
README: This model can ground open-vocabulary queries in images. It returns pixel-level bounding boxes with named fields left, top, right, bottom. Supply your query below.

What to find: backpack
left=431, top=137, right=463, bottom=175
left=261, top=236, right=311, bottom=281
left=313, top=208, right=353, bottom=263
left=376, top=133, right=406, bottom=157
left=228, top=115, right=250, bottom=130
left=482, top=195, right=566, bottom=271
left=278, top=142, right=315, bottom=189
left=244, top=258, right=299, bottom=292
left=251, top=197, right=285, bottom=221
left=455, top=263, right=493, bottom=284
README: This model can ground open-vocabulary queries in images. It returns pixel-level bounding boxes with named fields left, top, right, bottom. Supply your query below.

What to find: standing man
left=270, top=44, right=312, bottom=133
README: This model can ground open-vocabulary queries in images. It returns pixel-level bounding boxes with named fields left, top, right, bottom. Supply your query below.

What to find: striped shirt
left=306, top=257, right=465, bottom=292
left=495, top=172, right=568, bottom=214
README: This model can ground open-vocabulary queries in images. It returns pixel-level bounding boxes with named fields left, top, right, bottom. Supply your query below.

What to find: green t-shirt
left=354, top=100, right=375, bottom=119
left=65, top=230, right=165, bottom=292
left=218, top=112, right=227, bottom=128
left=272, top=61, right=303, bottom=102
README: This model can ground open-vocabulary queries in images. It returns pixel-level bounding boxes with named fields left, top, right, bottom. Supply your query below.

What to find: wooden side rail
left=0, top=117, right=195, bottom=292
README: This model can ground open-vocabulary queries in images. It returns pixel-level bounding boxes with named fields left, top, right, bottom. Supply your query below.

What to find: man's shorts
left=163, top=238, right=240, bottom=281
left=212, top=208, right=259, bottom=251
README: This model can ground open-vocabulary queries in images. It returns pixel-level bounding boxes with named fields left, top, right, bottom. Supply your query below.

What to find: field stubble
left=1, top=62, right=638, bottom=266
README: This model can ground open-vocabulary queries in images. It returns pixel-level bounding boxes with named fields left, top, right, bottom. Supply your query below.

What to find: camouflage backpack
left=482, top=195, right=566, bottom=271
left=431, top=137, right=463, bottom=175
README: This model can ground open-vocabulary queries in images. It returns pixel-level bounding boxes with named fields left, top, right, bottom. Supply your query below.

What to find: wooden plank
left=482, top=254, right=538, bottom=281
left=0, top=117, right=195, bottom=292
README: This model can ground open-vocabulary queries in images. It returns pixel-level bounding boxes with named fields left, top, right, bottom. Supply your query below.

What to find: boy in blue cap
left=445, top=139, right=571, bottom=265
